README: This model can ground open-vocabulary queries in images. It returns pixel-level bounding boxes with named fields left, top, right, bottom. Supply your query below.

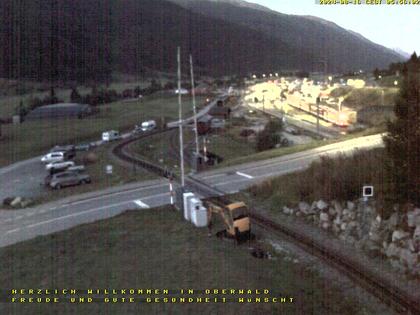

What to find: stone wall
left=282, top=200, right=420, bottom=277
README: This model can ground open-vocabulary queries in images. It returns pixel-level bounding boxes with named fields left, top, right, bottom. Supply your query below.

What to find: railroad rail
left=112, top=119, right=420, bottom=315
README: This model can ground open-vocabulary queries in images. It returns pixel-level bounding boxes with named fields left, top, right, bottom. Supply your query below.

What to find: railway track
left=112, top=124, right=420, bottom=315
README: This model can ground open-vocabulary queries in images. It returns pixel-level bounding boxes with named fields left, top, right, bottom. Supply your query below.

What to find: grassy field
left=215, top=126, right=384, bottom=168
left=0, top=94, right=206, bottom=166
left=248, top=148, right=389, bottom=216
left=127, top=129, right=195, bottom=175
left=0, top=80, right=155, bottom=118
left=341, top=87, right=398, bottom=110
left=33, top=144, right=156, bottom=206
left=0, top=206, right=374, bottom=314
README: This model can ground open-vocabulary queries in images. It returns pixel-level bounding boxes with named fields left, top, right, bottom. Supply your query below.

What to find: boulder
left=316, top=200, right=328, bottom=211
left=392, top=230, right=410, bottom=243
left=319, top=212, right=329, bottom=222
left=385, top=243, right=401, bottom=258
left=399, top=249, right=418, bottom=269
left=340, top=222, right=348, bottom=231
left=407, top=208, right=420, bottom=228
left=332, top=224, right=341, bottom=235
left=321, top=222, right=330, bottom=230
left=298, top=202, right=310, bottom=214
left=332, top=200, right=343, bottom=216
left=387, top=212, right=399, bottom=229
left=333, top=215, right=342, bottom=226
left=328, top=207, right=336, bottom=217
left=282, top=206, right=293, bottom=215
left=10, top=197, right=22, bottom=208
left=369, top=231, right=381, bottom=243
left=390, top=259, right=406, bottom=273
left=414, top=226, right=420, bottom=240
left=347, top=201, right=355, bottom=211
left=403, top=239, right=416, bottom=253
left=20, top=198, right=33, bottom=208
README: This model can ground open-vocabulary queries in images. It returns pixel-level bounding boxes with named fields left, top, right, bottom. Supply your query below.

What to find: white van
left=141, top=120, right=156, bottom=132
left=102, top=130, right=120, bottom=142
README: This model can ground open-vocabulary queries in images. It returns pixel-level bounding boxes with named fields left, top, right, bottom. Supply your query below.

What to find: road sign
left=106, top=165, right=113, bottom=175
left=363, top=186, right=374, bottom=197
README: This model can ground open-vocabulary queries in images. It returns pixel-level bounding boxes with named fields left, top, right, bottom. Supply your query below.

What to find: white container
left=183, top=192, right=195, bottom=221
left=192, top=205, right=208, bottom=228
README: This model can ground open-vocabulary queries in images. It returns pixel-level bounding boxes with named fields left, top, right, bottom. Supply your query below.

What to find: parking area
left=0, top=158, right=45, bottom=202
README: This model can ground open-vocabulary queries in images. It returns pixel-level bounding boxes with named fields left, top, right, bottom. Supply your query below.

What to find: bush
left=255, top=119, right=283, bottom=152
left=3, top=197, right=15, bottom=206
left=251, top=148, right=388, bottom=205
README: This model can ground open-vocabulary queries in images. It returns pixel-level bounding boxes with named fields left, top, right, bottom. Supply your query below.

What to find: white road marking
left=3, top=192, right=170, bottom=234
left=63, top=183, right=165, bottom=207
left=25, top=200, right=133, bottom=229
left=214, top=166, right=304, bottom=187
left=236, top=171, right=254, bottom=179
left=134, top=200, right=150, bottom=209
left=5, top=228, right=21, bottom=235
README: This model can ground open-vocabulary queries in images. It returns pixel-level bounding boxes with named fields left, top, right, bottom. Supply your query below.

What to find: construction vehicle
left=205, top=200, right=251, bottom=242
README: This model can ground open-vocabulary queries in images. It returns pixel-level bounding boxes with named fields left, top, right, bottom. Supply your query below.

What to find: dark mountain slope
left=0, top=0, right=403, bottom=83
left=170, top=0, right=403, bottom=73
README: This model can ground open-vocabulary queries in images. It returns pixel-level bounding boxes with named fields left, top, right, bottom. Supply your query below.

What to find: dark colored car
left=75, top=143, right=91, bottom=151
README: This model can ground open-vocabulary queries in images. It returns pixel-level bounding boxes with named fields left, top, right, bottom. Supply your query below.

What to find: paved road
left=0, top=133, right=383, bottom=248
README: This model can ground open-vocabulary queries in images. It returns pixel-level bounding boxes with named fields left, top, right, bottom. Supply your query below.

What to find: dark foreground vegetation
left=0, top=207, right=372, bottom=315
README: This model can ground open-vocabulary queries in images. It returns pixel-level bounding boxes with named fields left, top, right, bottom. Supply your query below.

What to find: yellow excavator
left=205, top=201, right=251, bottom=242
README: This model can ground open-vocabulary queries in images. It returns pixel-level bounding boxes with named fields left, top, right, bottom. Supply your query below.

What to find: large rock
left=332, top=200, right=343, bottom=216
left=298, top=202, right=310, bottom=214
left=399, top=249, right=418, bottom=269
left=10, top=197, right=22, bottom=208
left=347, top=201, right=355, bottom=211
left=414, top=226, right=420, bottom=240
left=392, top=230, right=410, bottom=243
left=328, top=207, right=336, bottom=217
left=387, top=213, right=399, bottom=229
left=282, top=206, right=293, bottom=215
left=407, top=208, right=420, bottom=228
left=321, top=221, right=330, bottom=230
left=316, top=200, right=328, bottom=211
left=319, top=212, right=329, bottom=222
left=20, top=198, right=33, bottom=208
left=385, top=243, right=401, bottom=258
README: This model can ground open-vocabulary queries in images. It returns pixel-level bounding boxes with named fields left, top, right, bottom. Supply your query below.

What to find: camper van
left=141, top=120, right=157, bottom=132
left=102, top=130, right=120, bottom=142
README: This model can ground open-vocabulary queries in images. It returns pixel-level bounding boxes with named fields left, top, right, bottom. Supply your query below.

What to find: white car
left=141, top=120, right=156, bottom=132
left=45, top=160, right=75, bottom=171
left=102, top=130, right=120, bottom=142
left=41, top=152, right=66, bottom=164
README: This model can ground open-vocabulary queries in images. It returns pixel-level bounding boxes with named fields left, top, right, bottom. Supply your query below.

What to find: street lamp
left=394, top=80, right=398, bottom=86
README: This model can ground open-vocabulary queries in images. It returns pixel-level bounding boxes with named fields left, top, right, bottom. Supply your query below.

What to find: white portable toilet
left=183, top=192, right=195, bottom=221
left=190, top=198, right=208, bottom=228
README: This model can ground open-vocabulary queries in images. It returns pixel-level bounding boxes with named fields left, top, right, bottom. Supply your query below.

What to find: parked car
left=141, top=120, right=156, bottom=132
left=45, top=160, right=75, bottom=171
left=67, top=165, right=86, bottom=172
left=75, top=143, right=91, bottom=151
left=102, top=130, right=120, bottom=142
left=41, top=152, right=66, bottom=163
left=50, top=145, right=76, bottom=159
left=49, top=171, right=91, bottom=189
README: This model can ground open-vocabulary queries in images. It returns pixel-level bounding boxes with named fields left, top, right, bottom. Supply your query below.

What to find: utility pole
left=316, top=96, right=320, bottom=136
left=177, top=47, right=185, bottom=187
left=190, top=54, right=199, bottom=157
